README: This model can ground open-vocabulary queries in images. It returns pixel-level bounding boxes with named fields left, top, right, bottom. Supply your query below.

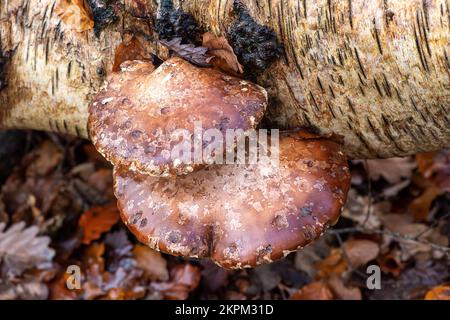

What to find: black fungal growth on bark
left=0, top=45, right=11, bottom=91
left=87, top=0, right=118, bottom=37
left=155, top=0, right=201, bottom=44
left=228, top=2, right=283, bottom=72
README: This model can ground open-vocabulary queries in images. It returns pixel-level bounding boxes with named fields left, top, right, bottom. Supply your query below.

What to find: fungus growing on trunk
left=113, top=132, right=351, bottom=269
left=88, top=57, right=267, bottom=177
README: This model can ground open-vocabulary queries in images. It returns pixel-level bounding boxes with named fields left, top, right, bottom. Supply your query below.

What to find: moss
left=87, top=0, right=119, bottom=37
left=228, top=1, right=283, bottom=74
left=155, top=0, right=201, bottom=44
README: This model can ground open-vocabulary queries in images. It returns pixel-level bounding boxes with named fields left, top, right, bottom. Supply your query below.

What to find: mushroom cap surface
left=89, top=57, right=267, bottom=177
left=114, top=132, right=351, bottom=269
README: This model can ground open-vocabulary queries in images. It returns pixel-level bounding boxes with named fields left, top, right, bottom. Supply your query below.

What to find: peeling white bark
left=0, top=0, right=449, bottom=158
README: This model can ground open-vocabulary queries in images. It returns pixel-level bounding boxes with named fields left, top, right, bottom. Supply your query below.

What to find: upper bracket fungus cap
left=88, top=57, right=267, bottom=177
left=113, top=131, right=351, bottom=269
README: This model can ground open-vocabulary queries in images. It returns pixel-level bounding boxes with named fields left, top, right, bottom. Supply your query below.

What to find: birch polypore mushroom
left=113, top=132, right=351, bottom=269
left=88, top=57, right=267, bottom=176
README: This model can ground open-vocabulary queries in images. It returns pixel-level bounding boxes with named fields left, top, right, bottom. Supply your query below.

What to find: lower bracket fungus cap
left=113, top=132, right=351, bottom=269
left=88, top=57, right=267, bottom=177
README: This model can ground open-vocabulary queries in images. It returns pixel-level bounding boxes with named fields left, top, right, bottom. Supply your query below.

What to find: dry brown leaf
left=55, top=0, right=94, bottom=33
left=150, top=264, right=201, bottom=300
left=290, top=281, right=333, bottom=300
left=424, top=285, right=450, bottom=300
left=315, top=248, right=347, bottom=278
left=160, top=38, right=213, bottom=67
left=355, top=158, right=416, bottom=184
left=0, top=222, right=55, bottom=276
left=112, top=36, right=150, bottom=72
left=343, top=239, right=380, bottom=268
left=327, top=275, right=362, bottom=300
left=79, top=204, right=120, bottom=245
left=341, top=189, right=383, bottom=229
left=380, top=214, right=448, bottom=260
left=25, top=140, right=63, bottom=177
left=408, top=185, right=442, bottom=221
left=202, top=32, right=244, bottom=74
left=416, top=150, right=450, bottom=193
left=416, top=152, right=436, bottom=175
left=132, top=245, right=169, bottom=281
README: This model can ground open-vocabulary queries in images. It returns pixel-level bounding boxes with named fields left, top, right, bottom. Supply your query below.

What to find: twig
left=413, top=211, right=450, bottom=240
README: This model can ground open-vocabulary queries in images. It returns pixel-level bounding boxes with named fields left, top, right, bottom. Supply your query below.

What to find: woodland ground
left=0, top=131, right=449, bottom=300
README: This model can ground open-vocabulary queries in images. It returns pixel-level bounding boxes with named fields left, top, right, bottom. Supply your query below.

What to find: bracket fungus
left=88, top=56, right=351, bottom=269
left=113, top=132, right=351, bottom=269
left=88, top=57, right=267, bottom=177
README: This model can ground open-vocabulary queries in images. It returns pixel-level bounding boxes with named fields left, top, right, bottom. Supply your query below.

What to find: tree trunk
left=0, top=0, right=449, bottom=158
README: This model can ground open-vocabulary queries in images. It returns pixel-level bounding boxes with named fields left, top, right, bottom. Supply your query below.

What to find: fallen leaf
left=202, top=32, right=244, bottom=74
left=0, top=222, right=55, bottom=276
left=408, top=185, right=442, bottom=221
left=354, top=158, right=416, bottom=184
left=290, top=281, right=333, bottom=300
left=160, top=38, right=213, bottom=67
left=55, top=0, right=94, bottom=33
left=112, top=36, right=150, bottom=72
left=294, top=237, right=329, bottom=278
left=343, top=239, right=380, bottom=268
left=25, top=140, right=63, bottom=177
left=369, top=260, right=449, bottom=300
left=78, top=204, right=120, bottom=245
left=424, top=285, right=450, bottom=300
left=0, top=279, right=49, bottom=300
left=341, top=189, right=383, bottom=229
left=104, top=229, right=133, bottom=272
left=381, top=214, right=448, bottom=260
left=417, top=150, right=450, bottom=193
left=132, top=245, right=169, bottom=281
left=416, top=152, right=436, bottom=175
left=316, top=248, right=347, bottom=278
left=150, top=264, right=201, bottom=300
left=327, top=275, right=362, bottom=300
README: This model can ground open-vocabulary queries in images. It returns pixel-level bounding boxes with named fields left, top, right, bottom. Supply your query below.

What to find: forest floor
left=0, top=131, right=449, bottom=300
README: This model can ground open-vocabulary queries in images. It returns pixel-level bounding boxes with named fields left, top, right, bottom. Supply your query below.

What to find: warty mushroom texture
left=87, top=57, right=351, bottom=268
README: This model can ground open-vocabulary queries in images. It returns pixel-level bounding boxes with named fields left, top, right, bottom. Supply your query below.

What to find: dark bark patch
left=87, top=0, right=119, bottom=37
left=155, top=0, right=202, bottom=44
left=0, top=46, right=12, bottom=91
left=228, top=1, right=283, bottom=74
